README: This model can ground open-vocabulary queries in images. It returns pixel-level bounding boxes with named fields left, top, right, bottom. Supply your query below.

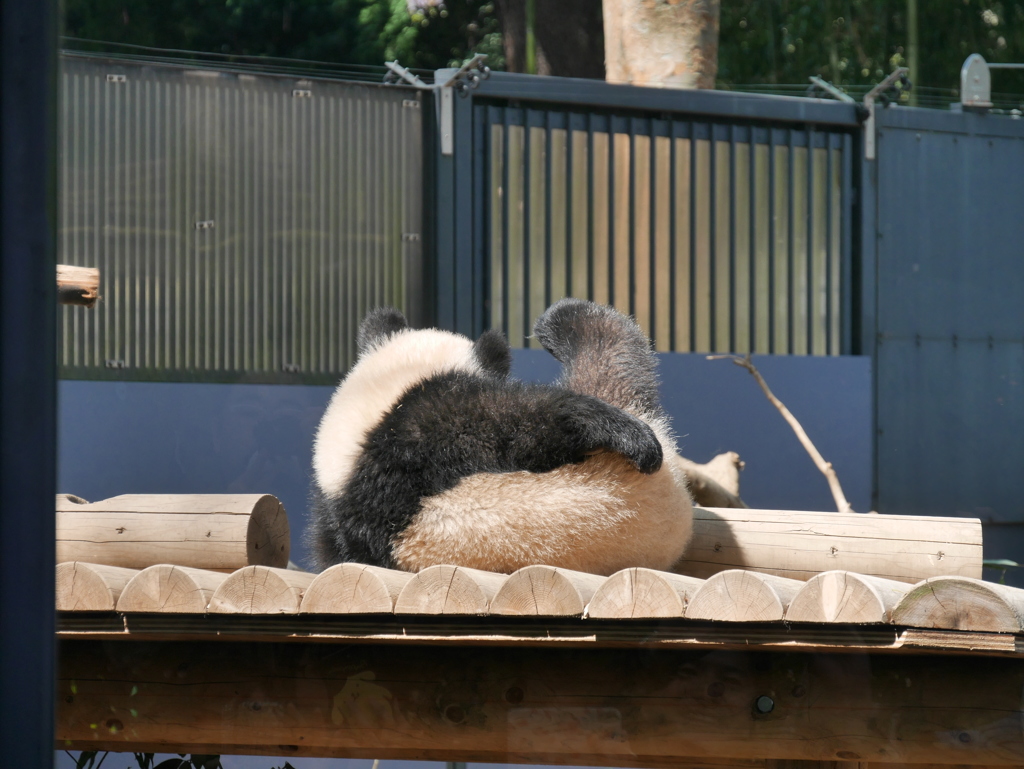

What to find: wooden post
left=57, top=639, right=1024, bottom=765
left=56, top=562, right=138, bottom=611
left=56, top=494, right=290, bottom=571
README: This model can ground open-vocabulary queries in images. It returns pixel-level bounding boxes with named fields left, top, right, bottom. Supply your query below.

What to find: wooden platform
left=56, top=561, right=1024, bottom=767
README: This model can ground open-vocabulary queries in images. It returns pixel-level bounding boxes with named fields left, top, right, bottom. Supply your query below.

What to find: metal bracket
left=863, top=67, right=910, bottom=161
left=807, top=76, right=857, bottom=104
left=384, top=56, right=489, bottom=157
left=960, top=53, right=1024, bottom=111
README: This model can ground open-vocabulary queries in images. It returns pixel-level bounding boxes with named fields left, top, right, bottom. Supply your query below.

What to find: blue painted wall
left=58, top=352, right=873, bottom=569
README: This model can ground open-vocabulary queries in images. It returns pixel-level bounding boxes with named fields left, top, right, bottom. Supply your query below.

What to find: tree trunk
left=603, top=0, right=720, bottom=88
left=495, top=0, right=605, bottom=78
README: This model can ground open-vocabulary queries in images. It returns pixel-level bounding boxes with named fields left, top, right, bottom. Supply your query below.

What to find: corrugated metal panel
left=482, top=108, right=851, bottom=355
left=59, top=55, right=422, bottom=382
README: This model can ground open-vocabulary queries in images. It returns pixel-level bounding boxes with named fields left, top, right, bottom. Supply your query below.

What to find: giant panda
left=309, top=298, right=693, bottom=575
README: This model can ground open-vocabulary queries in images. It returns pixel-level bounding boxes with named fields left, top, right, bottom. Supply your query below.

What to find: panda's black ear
left=356, top=307, right=408, bottom=355
left=473, top=329, right=511, bottom=379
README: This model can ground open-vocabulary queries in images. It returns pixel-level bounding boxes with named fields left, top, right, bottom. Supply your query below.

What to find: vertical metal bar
left=628, top=117, right=636, bottom=316
left=544, top=110, right=553, bottom=309
left=689, top=122, right=698, bottom=351
left=806, top=127, right=815, bottom=355
left=729, top=125, right=737, bottom=353
left=587, top=113, right=595, bottom=299
left=709, top=124, right=717, bottom=350
left=0, top=1, right=57, bottom=763
left=649, top=117, right=658, bottom=338
left=452, top=87, right=475, bottom=336
left=842, top=132, right=855, bottom=355
left=565, top=111, right=574, bottom=297
left=473, top=103, right=488, bottom=335
left=767, top=128, right=776, bottom=354
left=668, top=123, right=677, bottom=351
left=825, top=133, right=834, bottom=355
left=748, top=130, right=757, bottom=353
left=501, top=109, right=511, bottom=337
left=523, top=110, right=532, bottom=346
left=787, top=128, right=796, bottom=355
left=607, top=117, right=616, bottom=306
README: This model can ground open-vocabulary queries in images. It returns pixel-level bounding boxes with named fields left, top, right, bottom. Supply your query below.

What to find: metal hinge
left=293, top=89, right=312, bottom=98
left=106, top=74, right=127, bottom=84
left=194, top=220, right=215, bottom=230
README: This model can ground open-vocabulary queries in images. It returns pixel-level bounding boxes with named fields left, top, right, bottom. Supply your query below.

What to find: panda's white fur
left=308, top=300, right=693, bottom=575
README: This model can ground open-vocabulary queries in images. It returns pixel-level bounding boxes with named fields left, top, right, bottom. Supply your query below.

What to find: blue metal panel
left=874, top=106, right=1024, bottom=524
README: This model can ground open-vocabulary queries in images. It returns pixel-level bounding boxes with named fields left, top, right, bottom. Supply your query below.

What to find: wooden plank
left=55, top=493, right=289, bottom=571
left=116, top=565, right=228, bottom=613
left=785, top=571, right=910, bottom=624
left=587, top=568, right=704, bottom=619
left=208, top=566, right=315, bottom=614
left=57, top=264, right=100, bottom=307
left=394, top=565, right=507, bottom=614
left=300, top=563, right=414, bottom=614
left=681, top=507, right=983, bottom=583
left=56, top=562, right=138, bottom=611
left=56, top=639, right=1024, bottom=765
left=686, top=570, right=804, bottom=622
left=893, top=577, right=1024, bottom=633
left=490, top=565, right=605, bottom=616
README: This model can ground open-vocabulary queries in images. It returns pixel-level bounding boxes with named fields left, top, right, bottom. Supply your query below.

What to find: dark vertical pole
left=607, top=118, right=616, bottom=306
left=0, top=0, right=57, bottom=765
left=501, top=108, right=511, bottom=337
left=668, top=123, right=678, bottom=351
left=565, top=112, right=574, bottom=296
left=451, top=90, right=475, bottom=336
left=523, top=110, right=532, bottom=346
left=806, top=128, right=815, bottom=355
left=586, top=114, right=595, bottom=299
left=543, top=110, right=553, bottom=308
left=767, top=129, right=776, bottom=353
left=649, top=119, right=658, bottom=340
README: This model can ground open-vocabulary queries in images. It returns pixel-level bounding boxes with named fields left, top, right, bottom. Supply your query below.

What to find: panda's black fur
left=309, top=298, right=693, bottom=575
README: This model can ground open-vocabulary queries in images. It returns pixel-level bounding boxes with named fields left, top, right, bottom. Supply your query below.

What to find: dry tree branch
left=707, top=353, right=855, bottom=514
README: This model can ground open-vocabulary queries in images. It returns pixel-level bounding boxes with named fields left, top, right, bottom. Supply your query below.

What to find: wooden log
left=393, top=565, right=506, bottom=615
left=678, top=507, right=982, bottom=583
left=56, top=562, right=138, bottom=611
left=57, top=264, right=100, bottom=307
left=300, top=563, right=414, bottom=614
left=56, top=493, right=289, bottom=571
left=489, top=565, right=605, bottom=617
left=57, top=639, right=1024, bottom=765
left=207, top=566, right=315, bottom=614
left=892, top=576, right=1024, bottom=633
left=686, top=570, right=803, bottom=622
left=116, top=565, right=228, bottom=613
left=785, top=571, right=910, bottom=624
left=587, top=567, right=704, bottom=619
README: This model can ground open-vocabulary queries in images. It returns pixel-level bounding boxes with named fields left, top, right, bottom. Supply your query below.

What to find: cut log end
left=490, top=565, right=605, bottom=617
left=246, top=495, right=291, bottom=568
left=56, top=562, right=139, bottom=611
left=587, top=567, right=703, bottom=619
left=785, top=570, right=910, bottom=624
left=394, top=565, right=506, bottom=615
left=301, top=563, right=414, bottom=614
left=116, top=565, right=228, bottom=613
left=208, top=565, right=314, bottom=614
left=686, top=570, right=803, bottom=622
left=892, top=576, right=1024, bottom=633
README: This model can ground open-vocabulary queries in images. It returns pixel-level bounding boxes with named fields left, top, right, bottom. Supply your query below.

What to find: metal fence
left=480, top=107, right=853, bottom=354
left=59, top=54, right=423, bottom=383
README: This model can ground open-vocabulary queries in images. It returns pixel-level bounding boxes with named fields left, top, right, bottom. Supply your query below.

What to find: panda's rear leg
left=533, top=298, right=663, bottom=418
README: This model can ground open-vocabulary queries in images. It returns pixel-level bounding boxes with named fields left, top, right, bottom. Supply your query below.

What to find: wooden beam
left=57, top=264, right=99, bottom=307
left=394, top=565, right=507, bottom=614
left=687, top=570, right=803, bottom=622
left=785, top=571, right=910, bottom=624
left=490, top=566, right=605, bottom=616
left=116, top=565, right=228, bottom=613
left=56, top=639, right=1024, bottom=765
left=893, top=577, right=1024, bottom=633
left=56, top=493, right=290, bottom=571
left=682, top=507, right=982, bottom=583
left=208, top=566, right=314, bottom=615
left=300, top=563, right=414, bottom=614
left=587, top=568, right=703, bottom=619
left=56, top=562, right=138, bottom=611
